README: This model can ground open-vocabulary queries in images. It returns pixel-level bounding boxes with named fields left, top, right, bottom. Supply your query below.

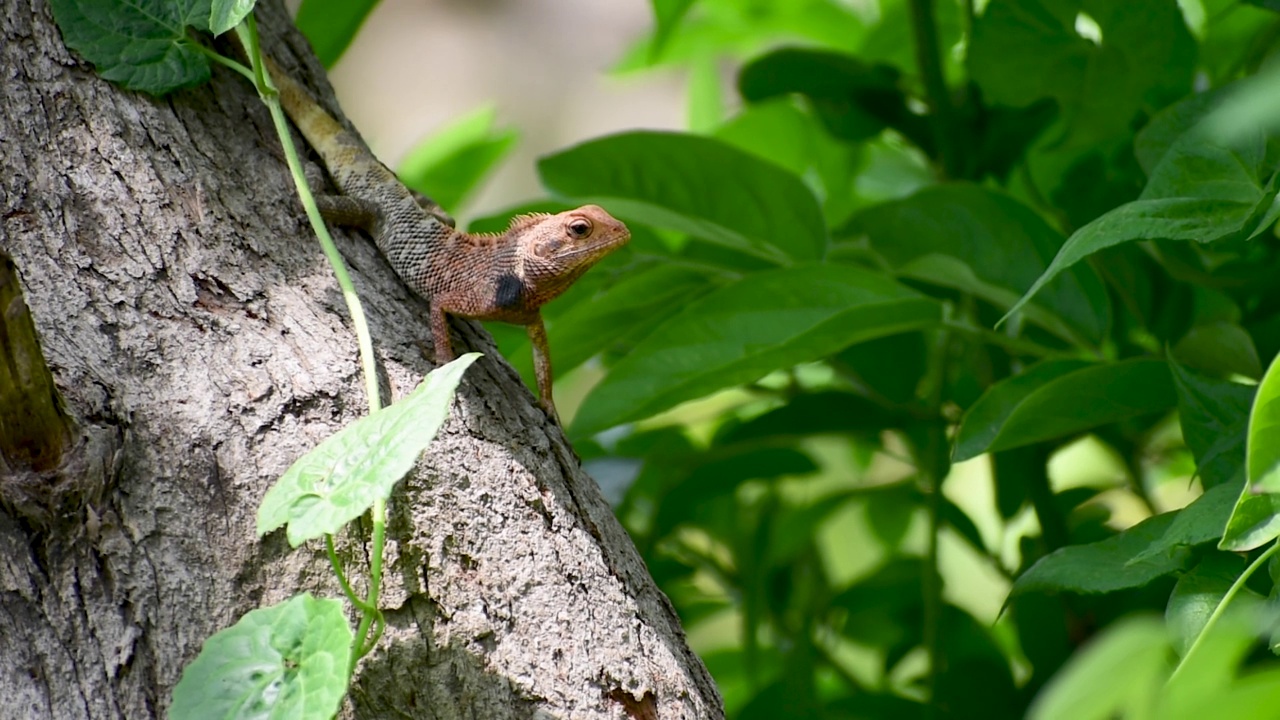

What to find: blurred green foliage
left=302, top=0, right=1280, bottom=717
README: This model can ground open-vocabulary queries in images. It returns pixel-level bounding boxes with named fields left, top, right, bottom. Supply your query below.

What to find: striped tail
left=262, top=56, right=363, bottom=175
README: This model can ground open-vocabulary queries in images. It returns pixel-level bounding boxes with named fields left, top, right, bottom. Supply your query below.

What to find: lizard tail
left=262, top=55, right=361, bottom=169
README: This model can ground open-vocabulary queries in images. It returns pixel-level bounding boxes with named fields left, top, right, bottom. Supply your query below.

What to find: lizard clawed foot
left=539, top=398, right=562, bottom=427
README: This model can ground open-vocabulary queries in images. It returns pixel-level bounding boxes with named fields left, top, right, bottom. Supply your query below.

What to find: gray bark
left=0, top=1, right=723, bottom=718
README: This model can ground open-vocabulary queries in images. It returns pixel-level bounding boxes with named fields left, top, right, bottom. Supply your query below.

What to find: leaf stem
left=350, top=496, right=387, bottom=672
left=326, top=534, right=376, bottom=614
left=1169, top=540, right=1280, bottom=684
left=187, top=41, right=255, bottom=84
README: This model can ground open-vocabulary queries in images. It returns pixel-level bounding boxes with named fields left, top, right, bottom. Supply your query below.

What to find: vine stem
left=236, top=19, right=382, bottom=415
left=1169, top=541, right=1280, bottom=685
left=234, top=17, right=387, bottom=678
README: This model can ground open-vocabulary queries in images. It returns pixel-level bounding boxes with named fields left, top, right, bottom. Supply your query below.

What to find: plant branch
left=907, top=0, right=960, bottom=177
left=918, top=314, right=953, bottom=719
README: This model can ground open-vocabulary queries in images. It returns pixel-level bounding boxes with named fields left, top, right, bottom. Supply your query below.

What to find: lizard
left=262, top=56, right=631, bottom=423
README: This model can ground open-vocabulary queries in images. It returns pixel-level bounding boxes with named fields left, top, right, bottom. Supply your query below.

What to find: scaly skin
left=265, top=58, right=631, bottom=422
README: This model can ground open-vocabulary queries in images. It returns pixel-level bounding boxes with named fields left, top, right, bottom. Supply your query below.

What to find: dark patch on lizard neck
left=494, top=273, right=526, bottom=310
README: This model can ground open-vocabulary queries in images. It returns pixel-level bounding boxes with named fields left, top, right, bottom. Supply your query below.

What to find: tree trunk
left=0, top=1, right=723, bottom=717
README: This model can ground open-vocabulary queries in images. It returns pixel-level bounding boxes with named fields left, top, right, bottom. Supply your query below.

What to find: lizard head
left=522, top=205, right=630, bottom=263
left=512, top=205, right=631, bottom=293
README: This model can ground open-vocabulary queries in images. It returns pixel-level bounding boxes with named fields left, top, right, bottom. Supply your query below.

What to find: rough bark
left=0, top=1, right=724, bottom=718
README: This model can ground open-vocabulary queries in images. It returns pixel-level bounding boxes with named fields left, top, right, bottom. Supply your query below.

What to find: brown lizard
left=264, top=57, right=630, bottom=422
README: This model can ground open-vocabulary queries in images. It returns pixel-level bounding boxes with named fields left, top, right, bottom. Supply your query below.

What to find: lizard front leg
left=429, top=303, right=455, bottom=363
left=526, top=316, right=559, bottom=424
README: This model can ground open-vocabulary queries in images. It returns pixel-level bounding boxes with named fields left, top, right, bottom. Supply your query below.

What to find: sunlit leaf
left=258, top=354, right=479, bottom=546
left=208, top=0, right=255, bottom=36
left=647, top=0, right=696, bottom=60
left=170, top=594, right=351, bottom=720
left=295, top=0, right=379, bottom=67
left=398, top=106, right=518, bottom=212
left=1027, top=617, right=1169, bottom=720
left=1221, top=352, right=1280, bottom=550
left=1248, top=353, right=1280, bottom=493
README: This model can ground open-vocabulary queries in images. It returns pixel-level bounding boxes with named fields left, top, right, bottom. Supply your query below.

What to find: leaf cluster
left=450, top=0, right=1280, bottom=717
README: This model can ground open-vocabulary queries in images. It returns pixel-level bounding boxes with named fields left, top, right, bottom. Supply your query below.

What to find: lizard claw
left=539, top=397, right=562, bottom=427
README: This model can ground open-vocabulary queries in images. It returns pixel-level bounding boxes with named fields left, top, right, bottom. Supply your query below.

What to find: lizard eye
left=567, top=219, right=593, bottom=239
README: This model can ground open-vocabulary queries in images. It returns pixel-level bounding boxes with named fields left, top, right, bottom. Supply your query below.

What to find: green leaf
left=1219, top=494, right=1280, bottom=552
left=714, top=99, right=864, bottom=227
left=1249, top=353, right=1280, bottom=493
left=1173, top=322, right=1264, bottom=381
left=1201, top=60, right=1280, bottom=146
left=48, top=0, right=214, bottom=94
left=833, top=332, right=926, bottom=406
left=1163, top=601, right=1264, bottom=716
left=1222, top=353, right=1280, bottom=550
left=398, top=106, right=519, bottom=213
left=170, top=594, right=351, bottom=720
left=503, top=264, right=718, bottom=384
left=1129, top=480, right=1241, bottom=564
left=1164, top=667, right=1280, bottom=720
left=1027, top=617, right=1169, bottom=720
left=1169, top=358, right=1254, bottom=488
left=1004, top=127, right=1279, bottom=322
left=538, top=131, right=827, bottom=263
left=969, top=0, right=1194, bottom=148
left=1013, top=512, right=1191, bottom=596
left=737, top=48, right=923, bottom=146
left=1134, top=88, right=1229, bottom=176
left=648, top=0, right=697, bottom=60
left=208, top=0, right=255, bottom=36
left=953, top=358, right=1176, bottom=461
left=569, top=265, right=940, bottom=437
left=295, top=0, right=379, bottom=67
left=1166, top=553, right=1248, bottom=657
left=847, top=184, right=1109, bottom=344
left=257, top=354, right=479, bottom=546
